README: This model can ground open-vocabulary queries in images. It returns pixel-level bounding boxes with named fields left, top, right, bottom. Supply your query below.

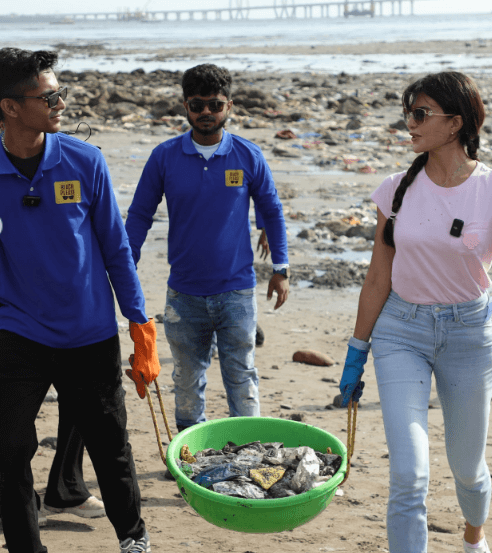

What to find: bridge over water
left=2, top=0, right=430, bottom=23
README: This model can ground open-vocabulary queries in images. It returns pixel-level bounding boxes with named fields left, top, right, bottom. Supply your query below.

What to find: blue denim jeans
left=371, top=290, right=492, bottom=553
left=163, top=287, right=259, bottom=427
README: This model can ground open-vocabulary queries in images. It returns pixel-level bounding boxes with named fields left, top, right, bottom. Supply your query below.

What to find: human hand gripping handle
left=339, top=337, right=371, bottom=408
left=126, top=318, right=161, bottom=399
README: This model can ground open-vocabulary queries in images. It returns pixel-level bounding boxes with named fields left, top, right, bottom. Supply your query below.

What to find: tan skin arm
left=353, top=208, right=395, bottom=342
left=256, top=227, right=288, bottom=309
left=256, top=228, right=270, bottom=260
left=267, top=274, right=289, bottom=310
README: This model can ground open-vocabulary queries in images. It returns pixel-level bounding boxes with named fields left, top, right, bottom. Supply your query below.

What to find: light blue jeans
left=163, top=286, right=259, bottom=428
left=371, top=290, right=492, bottom=553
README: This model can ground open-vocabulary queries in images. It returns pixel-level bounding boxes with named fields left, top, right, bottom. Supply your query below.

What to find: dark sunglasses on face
left=188, top=98, right=227, bottom=113
left=403, top=106, right=455, bottom=125
left=8, top=86, right=68, bottom=109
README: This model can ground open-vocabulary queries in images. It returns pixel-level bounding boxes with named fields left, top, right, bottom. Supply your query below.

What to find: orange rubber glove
left=126, top=318, right=161, bottom=399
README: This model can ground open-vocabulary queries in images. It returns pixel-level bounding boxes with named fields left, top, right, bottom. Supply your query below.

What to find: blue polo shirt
left=0, top=132, right=147, bottom=348
left=126, top=130, right=288, bottom=296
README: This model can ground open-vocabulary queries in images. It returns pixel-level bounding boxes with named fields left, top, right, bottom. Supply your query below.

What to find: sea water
left=1, top=12, right=492, bottom=74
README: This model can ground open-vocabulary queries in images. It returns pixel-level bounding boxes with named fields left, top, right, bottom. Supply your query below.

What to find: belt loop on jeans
left=452, top=304, right=459, bottom=322
left=410, top=303, right=418, bottom=319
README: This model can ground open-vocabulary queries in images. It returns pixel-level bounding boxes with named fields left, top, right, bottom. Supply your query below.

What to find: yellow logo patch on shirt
left=54, top=181, right=81, bottom=204
left=225, top=170, right=243, bottom=187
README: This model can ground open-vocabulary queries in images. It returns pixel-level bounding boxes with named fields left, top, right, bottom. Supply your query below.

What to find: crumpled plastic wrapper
left=290, top=447, right=321, bottom=493
left=263, top=445, right=313, bottom=468
left=212, top=481, right=267, bottom=499
left=194, top=463, right=249, bottom=488
left=182, top=454, right=237, bottom=477
left=268, top=469, right=297, bottom=498
left=233, top=449, right=264, bottom=467
left=317, top=453, right=342, bottom=476
left=250, top=467, right=286, bottom=490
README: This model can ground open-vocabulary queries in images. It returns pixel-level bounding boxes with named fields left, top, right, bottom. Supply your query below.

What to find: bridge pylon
left=274, top=0, right=296, bottom=19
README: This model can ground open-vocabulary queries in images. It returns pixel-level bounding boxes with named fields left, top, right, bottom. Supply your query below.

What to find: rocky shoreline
left=57, top=65, right=492, bottom=288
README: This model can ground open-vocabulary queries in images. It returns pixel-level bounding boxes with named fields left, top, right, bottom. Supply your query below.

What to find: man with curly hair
left=0, top=47, right=157, bottom=553
left=126, top=63, right=289, bottom=433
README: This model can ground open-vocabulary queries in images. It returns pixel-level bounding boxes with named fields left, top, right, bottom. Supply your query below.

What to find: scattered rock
left=335, top=97, right=364, bottom=115
left=275, top=129, right=297, bottom=139
left=272, top=146, right=302, bottom=158
left=346, top=118, right=362, bottom=130
left=333, top=394, right=344, bottom=408
left=345, top=224, right=377, bottom=240
left=389, top=119, right=407, bottom=131
left=39, top=437, right=57, bottom=450
left=256, top=325, right=265, bottom=347
left=297, top=229, right=317, bottom=240
left=43, top=389, right=58, bottom=402
left=292, top=350, right=335, bottom=366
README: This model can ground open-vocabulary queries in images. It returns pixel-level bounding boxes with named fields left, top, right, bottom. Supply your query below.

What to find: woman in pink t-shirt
left=339, top=71, right=492, bottom=553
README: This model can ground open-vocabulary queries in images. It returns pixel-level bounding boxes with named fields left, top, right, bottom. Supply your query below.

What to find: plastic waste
left=212, top=481, right=267, bottom=499
left=195, top=448, right=225, bottom=458
left=290, top=447, right=321, bottom=493
left=268, top=469, right=296, bottom=498
left=179, top=440, right=342, bottom=500
left=234, top=449, right=264, bottom=467
left=316, top=453, right=343, bottom=476
left=183, top=454, right=237, bottom=477
left=193, top=463, right=249, bottom=488
left=262, top=446, right=313, bottom=468
left=250, top=467, right=286, bottom=490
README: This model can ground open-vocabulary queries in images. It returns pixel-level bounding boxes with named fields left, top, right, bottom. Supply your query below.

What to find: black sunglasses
left=403, top=107, right=455, bottom=125
left=188, top=99, right=227, bottom=114
left=8, top=86, right=68, bottom=109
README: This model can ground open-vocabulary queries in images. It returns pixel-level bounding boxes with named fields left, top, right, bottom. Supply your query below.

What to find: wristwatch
left=273, top=267, right=290, bottom=279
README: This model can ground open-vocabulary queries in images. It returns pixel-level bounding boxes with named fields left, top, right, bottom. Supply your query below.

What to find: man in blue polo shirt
left=0, top=47, right=158, bottom=553
left=126, top=63, right=289, bottom=433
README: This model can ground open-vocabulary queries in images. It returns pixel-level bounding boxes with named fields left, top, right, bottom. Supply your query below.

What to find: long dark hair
left=383, top=71, right=485, bottom=247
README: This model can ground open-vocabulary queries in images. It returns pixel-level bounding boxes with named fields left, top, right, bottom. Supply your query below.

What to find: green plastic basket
left=166, top=417, right=347, bottom=533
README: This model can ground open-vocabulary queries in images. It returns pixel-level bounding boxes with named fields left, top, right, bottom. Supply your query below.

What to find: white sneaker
left=464, top=538, right=491, bottom=553
left=37, top=509, right=47, bottom=527
left=44, top=495, right=105, bottom=518
left=119, top=530, right=151, bottom=552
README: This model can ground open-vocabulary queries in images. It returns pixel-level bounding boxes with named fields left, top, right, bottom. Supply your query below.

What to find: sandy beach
left=4, top=38, right=492, bottom=553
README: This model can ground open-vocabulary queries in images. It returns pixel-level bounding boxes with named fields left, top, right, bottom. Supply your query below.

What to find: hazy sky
left=2, top=0, right=491, bottom=16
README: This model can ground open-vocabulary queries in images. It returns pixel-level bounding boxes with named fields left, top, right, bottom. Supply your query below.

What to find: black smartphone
left=450, top=218, right=464, bottom=237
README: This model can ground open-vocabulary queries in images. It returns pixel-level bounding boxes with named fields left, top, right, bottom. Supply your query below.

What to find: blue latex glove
left=339, top=337, right=370, bottom=407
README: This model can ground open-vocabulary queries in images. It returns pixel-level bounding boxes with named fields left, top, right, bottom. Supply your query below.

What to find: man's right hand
left=126, top=318, right=161, bottom=399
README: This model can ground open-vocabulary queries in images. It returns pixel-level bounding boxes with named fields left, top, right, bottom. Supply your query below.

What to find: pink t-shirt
left=371, top=162, right=492, bottom=305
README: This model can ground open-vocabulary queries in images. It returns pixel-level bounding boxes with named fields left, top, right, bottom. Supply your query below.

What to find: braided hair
left=383, top=71, right=485, bottom=247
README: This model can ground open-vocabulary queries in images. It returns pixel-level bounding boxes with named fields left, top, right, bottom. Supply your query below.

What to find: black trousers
left=0, top=331, right=145, bottom=553
left=1, top=397, right=92, bottom=521
left=43, top=401, right=91, bottom=509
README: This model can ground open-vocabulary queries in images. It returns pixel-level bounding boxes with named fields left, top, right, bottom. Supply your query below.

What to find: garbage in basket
left=166, top=416, right=347, bottom=533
